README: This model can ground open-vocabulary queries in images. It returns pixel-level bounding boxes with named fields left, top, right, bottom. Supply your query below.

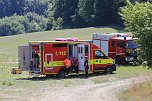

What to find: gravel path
left=27, top=76, right=150, bottom=101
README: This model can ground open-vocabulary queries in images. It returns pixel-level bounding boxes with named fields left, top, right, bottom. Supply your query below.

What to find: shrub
left=0, top=13, right=47, bottom=36
left=0, top=17, right=25, bottom=36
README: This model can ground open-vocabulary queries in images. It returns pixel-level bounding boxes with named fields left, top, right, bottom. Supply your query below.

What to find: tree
left=25, top=12, right=47, bottom=32
left=0, top=17, right=25, bottom=36
left=112, top=0, right=125, bottom=25
left=50, top=0, right=63, bottom=19
left=0, top=0, right=11, bottom=18
left=46, top=17, right=54, bottom=30
left=120, top=1, right=152, bottom=67
left=52, top=17, right=63, bottom=30
left=78, top=0, right=95, bottom=26
left=94, top=0, right=114, bottom=25
left=49, top=0, right=78, bottom=27
left=0, top=0, right=50, bottom=18
left=62, top=0, right=79, bottom=26
left=0, top=13, right=47, bottom=36
left=24, top=0, right=50, bottom=17
left=9, top=0, right=25, bottom=15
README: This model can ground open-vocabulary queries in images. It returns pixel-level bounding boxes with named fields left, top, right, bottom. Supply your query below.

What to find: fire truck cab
left=93, top=33, right=139, bottom=65
left=18, top=38, right=116, bottom=77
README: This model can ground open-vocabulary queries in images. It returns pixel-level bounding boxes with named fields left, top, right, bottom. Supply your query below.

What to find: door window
left=85, top=45, right=88, bottom=54
left=95, top=50, right=105, bottom=59
left=78, top=47, right=83, bottom=53
left=45, top=54, right=53, bottom=62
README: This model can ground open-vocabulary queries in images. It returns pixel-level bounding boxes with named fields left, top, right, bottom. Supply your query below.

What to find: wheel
left=121, top=57, right=127, bottom=65
left=11, top=69, right=16, bottom=74
left=115, top=55, right=121, bottom=65
left=57, top=69, right=65, bottom=78
left=105, top=66, right=113, bottom=74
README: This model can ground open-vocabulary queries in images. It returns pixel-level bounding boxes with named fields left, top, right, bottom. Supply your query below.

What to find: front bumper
left=125, top=56, right=136, bottom=62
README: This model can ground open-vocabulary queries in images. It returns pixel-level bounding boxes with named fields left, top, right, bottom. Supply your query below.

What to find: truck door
left=18, top=46, right=29, bottom=71
left=29, top=44, right=42, bottom=74
left=93, top=50, right=108, bottom=70
left=78, top=44, right=85, bottom=71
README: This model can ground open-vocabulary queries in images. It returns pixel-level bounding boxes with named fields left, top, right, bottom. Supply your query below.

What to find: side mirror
left=103, top=56, right=107, bottom=59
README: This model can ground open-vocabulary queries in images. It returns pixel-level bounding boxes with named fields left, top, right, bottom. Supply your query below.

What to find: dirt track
left=24, top=76, right=149, bottom=101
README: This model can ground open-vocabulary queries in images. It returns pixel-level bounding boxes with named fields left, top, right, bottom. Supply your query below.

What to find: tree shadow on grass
left=16, top=72, right=116, bottom=81
left=16, top=75, right=58, bottom=81
left=67, top=72, right=116, bottom=79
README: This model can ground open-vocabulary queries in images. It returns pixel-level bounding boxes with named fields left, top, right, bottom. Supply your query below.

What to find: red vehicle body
left=19, top=39, right=116, bottom=77
left=93, top=33, right=139, bottom=65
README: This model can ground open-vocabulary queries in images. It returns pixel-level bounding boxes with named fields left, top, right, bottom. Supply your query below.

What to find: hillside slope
left=0, top=26, right=123, bottom=62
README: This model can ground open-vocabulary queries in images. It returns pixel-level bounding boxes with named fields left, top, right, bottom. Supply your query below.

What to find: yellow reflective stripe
left=90, top=60, right=93, bottom=64
left=45, top=73, right=57, bottom=74
left=94, top=70, right=105, bottom=72
left=44, top=59, right=113, bottom=67
left=90, top=59, right=113, bottom=65
left=107, top=59, right=113, bottom=64
left=44, top=61, right=64, bottom=67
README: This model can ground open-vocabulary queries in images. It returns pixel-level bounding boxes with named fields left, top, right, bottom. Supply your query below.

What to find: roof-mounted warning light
left=124, top=36, right=126, bottom=40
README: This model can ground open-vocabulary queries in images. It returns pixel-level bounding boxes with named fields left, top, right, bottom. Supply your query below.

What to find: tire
left=105, top=66, right=113, bottom=74
left=11, top=70, right=16, bottom=74
left=115, top=55, right=121, bottom=65
left=121, top=57, right=127, bottom=65
left=57, top=69, right=65, bottom=78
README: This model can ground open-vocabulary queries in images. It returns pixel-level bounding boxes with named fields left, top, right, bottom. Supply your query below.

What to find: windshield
left=126, top=41, right=139, bottom=49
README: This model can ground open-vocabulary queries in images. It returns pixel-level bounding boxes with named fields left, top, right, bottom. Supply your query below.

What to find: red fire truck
left=92, top=33, right=139, bottom=65
left=18, top=38, right=116, bottom=77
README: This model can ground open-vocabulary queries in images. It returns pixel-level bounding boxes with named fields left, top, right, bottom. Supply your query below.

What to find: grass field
left=0, top=26, right=152, bottom=100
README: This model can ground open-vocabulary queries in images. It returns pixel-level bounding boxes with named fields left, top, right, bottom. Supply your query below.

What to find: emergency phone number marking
left=56, top=51, right=66, bottom=55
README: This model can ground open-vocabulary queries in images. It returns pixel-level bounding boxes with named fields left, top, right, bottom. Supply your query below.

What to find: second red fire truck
left=92, top=33, right=139, bottom=65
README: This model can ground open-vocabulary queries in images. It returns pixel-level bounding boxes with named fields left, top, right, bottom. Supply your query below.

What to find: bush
left=52, top=17, right=63, bottom=30
left=0, top=13, right=47, bottom=36
left=120, top=1, right=152, bottom=67
left=28, top=21, right=41, bottom=32
left=25, top=12, right=47, bottom=32
left=0, top=17, right=25, bottom=36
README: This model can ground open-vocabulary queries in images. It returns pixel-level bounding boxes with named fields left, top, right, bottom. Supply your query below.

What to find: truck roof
left=29, top=40, right=92, bottom=44
left=92, top=33, right=135, bottom=41
left=111, top=37, right=134, bottom=41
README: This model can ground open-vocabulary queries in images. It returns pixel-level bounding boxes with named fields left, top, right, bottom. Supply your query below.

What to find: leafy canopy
left=120, top=0, right=152, bottom=67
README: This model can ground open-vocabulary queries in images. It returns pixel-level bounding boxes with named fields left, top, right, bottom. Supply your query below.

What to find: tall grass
left=117, top=66, right=152, bottom=101
left=118, top=80, right=152, bottom=101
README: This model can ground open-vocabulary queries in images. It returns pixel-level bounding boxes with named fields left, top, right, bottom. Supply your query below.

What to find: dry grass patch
left=118, top=77, right=152, bottom=101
